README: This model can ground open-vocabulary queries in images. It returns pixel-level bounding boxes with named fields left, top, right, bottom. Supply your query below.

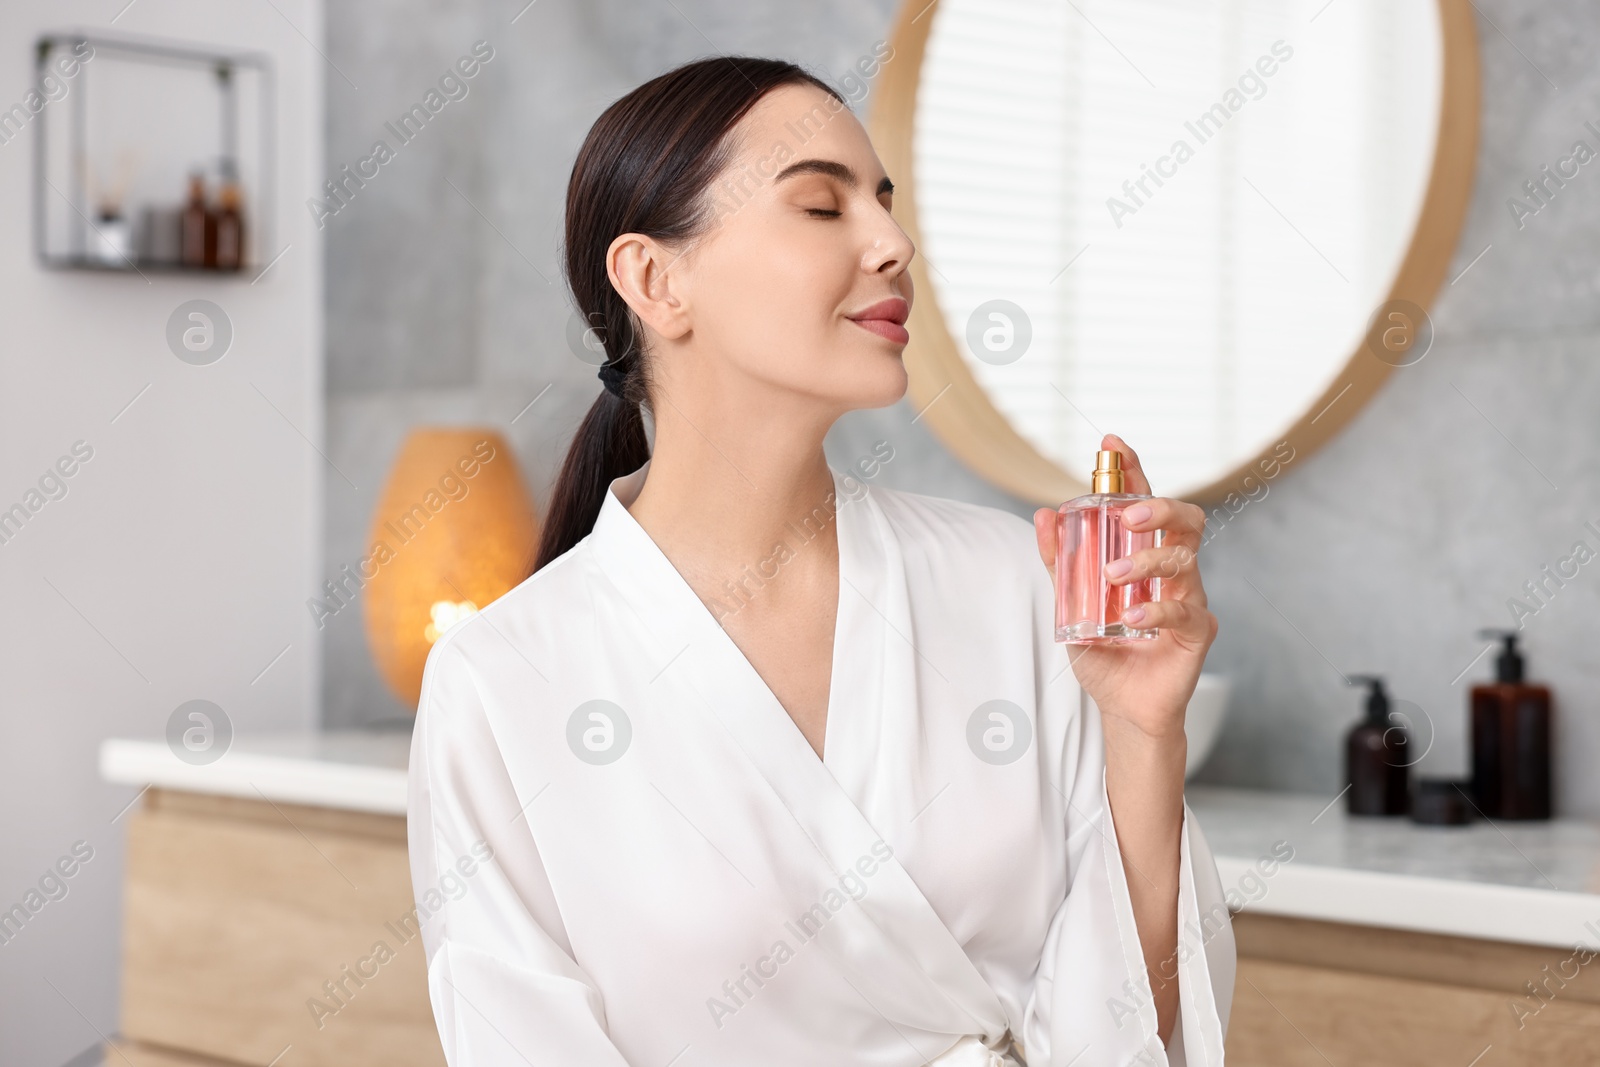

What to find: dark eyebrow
left=773, top=158, right=894, bottom=196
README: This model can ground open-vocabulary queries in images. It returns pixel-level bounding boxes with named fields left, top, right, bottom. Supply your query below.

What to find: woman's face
left=639, top=83, right=916, bottom=415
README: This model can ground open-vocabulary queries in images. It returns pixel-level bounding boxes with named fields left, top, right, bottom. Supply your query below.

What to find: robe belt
left=926, top=1032, right=1027, bottom=1067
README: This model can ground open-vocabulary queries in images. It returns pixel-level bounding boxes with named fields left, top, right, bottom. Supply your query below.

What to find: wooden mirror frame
left=869, top=0, right=1481, bottom=505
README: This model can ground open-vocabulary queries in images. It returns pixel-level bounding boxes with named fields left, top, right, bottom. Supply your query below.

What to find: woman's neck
left=625, top=402, right=840, bottom=598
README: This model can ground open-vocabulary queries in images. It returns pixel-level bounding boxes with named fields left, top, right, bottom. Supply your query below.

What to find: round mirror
left=872, top=0, right=1478, bottom=502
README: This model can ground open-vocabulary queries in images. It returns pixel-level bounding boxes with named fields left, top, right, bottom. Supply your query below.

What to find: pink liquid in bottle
left=1055, top=450, right=1162, bottom=644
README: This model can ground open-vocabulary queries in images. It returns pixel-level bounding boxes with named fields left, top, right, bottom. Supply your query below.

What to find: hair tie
left=597, top=358, right=629, bottom=399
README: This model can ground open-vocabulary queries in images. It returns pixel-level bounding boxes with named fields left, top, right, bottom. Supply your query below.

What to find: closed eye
left=805, top=208, right=842, bottom=218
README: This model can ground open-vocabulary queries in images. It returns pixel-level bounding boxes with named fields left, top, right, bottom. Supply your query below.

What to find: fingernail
left=1124, top=504, right=1151, bottom=525
left=1124, top=605, right=1146, bottom=624
left=1105, top=558, right=1133, bottom=580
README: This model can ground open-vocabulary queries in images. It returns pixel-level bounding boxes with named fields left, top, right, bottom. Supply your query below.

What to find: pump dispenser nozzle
left=1345, top=674, right=1390, bottom=725
left=1474, top=628, right=1526, bottom=684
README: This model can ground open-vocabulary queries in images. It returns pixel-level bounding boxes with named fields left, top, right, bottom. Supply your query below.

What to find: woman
left=407, top=56, right=1234, bottom=1067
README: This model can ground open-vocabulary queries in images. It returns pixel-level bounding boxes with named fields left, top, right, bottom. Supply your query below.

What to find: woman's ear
left=607, top=233, right=691, bottom=342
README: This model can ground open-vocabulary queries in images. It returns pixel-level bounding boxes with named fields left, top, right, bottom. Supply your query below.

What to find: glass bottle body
left=1470, top=682, right=1552, bottom=820
left=1054, top=492, right=1162, bottom=644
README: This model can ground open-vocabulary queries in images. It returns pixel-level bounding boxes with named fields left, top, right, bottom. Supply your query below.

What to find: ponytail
left=531, top=386, right=649, bottom=573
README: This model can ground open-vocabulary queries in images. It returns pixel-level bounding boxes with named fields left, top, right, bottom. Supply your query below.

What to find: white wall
left=0, top=2, right=323, bottom=1062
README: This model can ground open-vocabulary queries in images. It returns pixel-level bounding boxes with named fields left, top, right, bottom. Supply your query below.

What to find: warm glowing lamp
left=362, top=427, right=538, bottom=708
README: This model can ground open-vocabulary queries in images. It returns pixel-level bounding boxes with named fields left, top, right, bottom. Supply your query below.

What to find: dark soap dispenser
left=1470, top=629, right=1552, bottom=820
left=1345, top=675, right=1409, bottom=816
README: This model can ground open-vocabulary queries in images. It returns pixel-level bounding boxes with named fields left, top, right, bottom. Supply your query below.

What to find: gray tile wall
left=323, top=2, right=1600, bottom=815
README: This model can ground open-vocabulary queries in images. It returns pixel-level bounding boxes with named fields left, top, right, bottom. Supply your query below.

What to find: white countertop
left=99, top=729, right=411, bottom=816
left=1188, top=785, right=1600, bottom=950
left=99, top=731, right=1600, bottom=949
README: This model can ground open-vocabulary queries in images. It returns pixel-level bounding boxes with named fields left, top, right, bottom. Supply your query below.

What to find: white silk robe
left=407, top=458, right=1236, bottom=1067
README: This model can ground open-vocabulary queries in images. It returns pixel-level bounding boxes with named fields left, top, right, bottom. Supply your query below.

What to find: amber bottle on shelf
left=1470, top=629, right=1552, bottom=820
left=179, top=171, right=216, bottom=269
left=213, top=162, right=245, bottom=271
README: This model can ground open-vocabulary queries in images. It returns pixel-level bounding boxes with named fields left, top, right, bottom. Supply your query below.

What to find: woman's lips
left=849, top=317, right=911, bottom=345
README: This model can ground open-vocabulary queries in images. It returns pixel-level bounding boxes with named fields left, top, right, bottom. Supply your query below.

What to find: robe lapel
left=589, top=460, right=1011, bottom=1045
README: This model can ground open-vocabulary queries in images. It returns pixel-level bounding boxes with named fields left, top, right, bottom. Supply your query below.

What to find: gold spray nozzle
left=1090, top=450, right=1124, bottom=494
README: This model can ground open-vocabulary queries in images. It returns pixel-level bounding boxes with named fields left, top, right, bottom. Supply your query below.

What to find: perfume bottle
left=1055, top=449, right=1161, bottom=644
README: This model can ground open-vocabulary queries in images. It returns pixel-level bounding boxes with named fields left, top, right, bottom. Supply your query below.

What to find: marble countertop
left=1188, top=785, right=1600, bottom=949
left=99, top=731, right=1600, bottom=949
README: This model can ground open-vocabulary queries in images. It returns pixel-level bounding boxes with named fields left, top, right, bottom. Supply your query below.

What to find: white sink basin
left=1185, top=673, right=1232, bottom=779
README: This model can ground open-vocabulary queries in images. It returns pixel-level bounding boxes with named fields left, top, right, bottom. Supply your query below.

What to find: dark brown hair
left=531, top=57, right=847, bottom=574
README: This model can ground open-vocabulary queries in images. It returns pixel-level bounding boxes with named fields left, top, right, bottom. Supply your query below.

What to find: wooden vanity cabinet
left=115, top=788, right=444, bottom=1067
left=1226, top=912, right=1600, bottom=1065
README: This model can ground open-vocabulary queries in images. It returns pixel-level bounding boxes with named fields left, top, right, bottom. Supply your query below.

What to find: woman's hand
left=1032, top=433, right=1218, bottom=742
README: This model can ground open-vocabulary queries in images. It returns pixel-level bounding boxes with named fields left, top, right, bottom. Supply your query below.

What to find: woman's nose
left=865, top=226, right=914, bottom=274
